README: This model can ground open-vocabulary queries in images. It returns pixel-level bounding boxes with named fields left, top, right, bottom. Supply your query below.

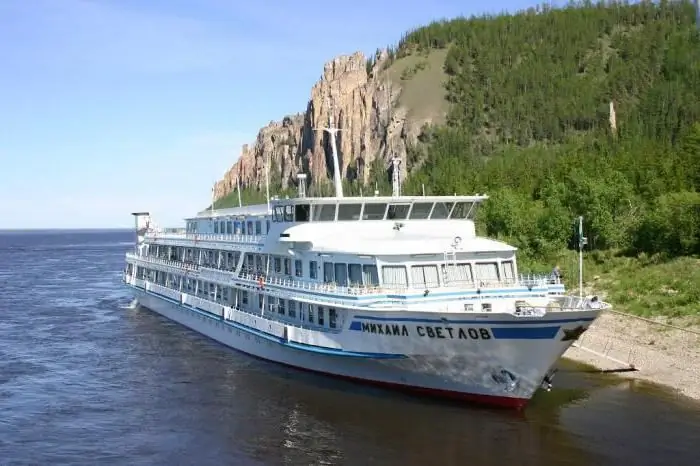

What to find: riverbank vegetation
left=216, top=1, right=700, bottom=318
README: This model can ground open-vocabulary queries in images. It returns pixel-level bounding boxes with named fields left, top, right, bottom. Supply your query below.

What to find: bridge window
left=334, top=263, right=348, bottom=286
left=382, top=265, right=408, bottom=288
left=348, top=264, right=362, bottom=286
left=362, top=265, right=379, bottom=286
left=273, top=206, right=284, bottom=222
left=450, top=202, right=474, bottom=219
left=234, top=221, right=242, bottom=234
left=431, top=202, right=454, bottom=219
left=313, top=204, right=336, bottom=221
left=273, top=257, right=281, bottom=273
left=247, top=221, right=253, bottom=235
left=294, top=259, right=303, bottom=277
left=337, top=203, right=362, bottom=221
left=226, top=221, right=232, bottom=234
left=411, top=265, right=440, bottom=288
left=295, top=204, right=310, bottom=222
left=284, top=205, right=294, bottom=222
left=255, top=221, right=262, bottom=234
left=362, top=203, right=386, bottom=220
left=283, top=258, right=291, bottom=275
left=214, top=222, right=219, bottom=234
left=475, top=262, right=500, bottom=284
left=441, top=263, right=473, bottom=285
left=409, top=202, right=433, bottom=219
left=387, top=204, right=410, bottom=220
left=309, top=260, right=318, bottom=279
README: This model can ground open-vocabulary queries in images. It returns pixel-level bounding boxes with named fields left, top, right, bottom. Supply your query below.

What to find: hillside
left=212, top=1, right=700, bottom=315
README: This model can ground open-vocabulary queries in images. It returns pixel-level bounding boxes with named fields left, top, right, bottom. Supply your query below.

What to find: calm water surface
left=0, top=230, right=699, bottom=466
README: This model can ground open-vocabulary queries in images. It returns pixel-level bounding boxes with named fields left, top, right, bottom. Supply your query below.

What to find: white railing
left=145, top=231, right=266, bottom=244
left=126, top=253, right=199, bottom=272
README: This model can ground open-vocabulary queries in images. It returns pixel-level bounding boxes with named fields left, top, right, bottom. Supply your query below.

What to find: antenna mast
left=315, top=96, right=343, bottom=198
left=236, top=177, right=242, bottom=208
left=265, top=154, right=271, bottom=213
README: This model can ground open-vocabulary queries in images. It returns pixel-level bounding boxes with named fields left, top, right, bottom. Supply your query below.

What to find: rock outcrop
left=213, top=50, right=430, bottom=201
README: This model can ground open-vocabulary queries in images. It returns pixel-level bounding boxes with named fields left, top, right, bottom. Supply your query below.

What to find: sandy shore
left=562, top=311, right=700, bottom=402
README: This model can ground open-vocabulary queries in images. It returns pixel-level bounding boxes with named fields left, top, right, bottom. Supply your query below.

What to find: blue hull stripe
left=351, top=315, right=595, bottom=325
left=349, top=321, right=562, bottom=340
left=491, top=326, right=560, bottom=340
left=130, top=286, right=405, bottom=359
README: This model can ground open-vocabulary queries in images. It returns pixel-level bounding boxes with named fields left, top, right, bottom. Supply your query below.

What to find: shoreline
left=562, top=310, right=700, bottom=402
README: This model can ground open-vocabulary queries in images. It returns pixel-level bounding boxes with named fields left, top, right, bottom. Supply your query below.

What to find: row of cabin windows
left=186, top=218, right=271, bottom=236
left=272, top=201, right=475, bottom=223
left=212, top=219, right=271, bottom=236
left=242, top=253, right=381, bottom=287
left=135, top=267, right=339, bottom=329
left=382, top=261, right=516, bottom=288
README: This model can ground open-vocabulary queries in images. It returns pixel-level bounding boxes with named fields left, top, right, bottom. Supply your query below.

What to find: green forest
left=217, top=1, right=700, bottom=317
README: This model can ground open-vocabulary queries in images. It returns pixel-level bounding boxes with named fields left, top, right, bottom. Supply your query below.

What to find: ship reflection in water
left=0, top=230, right=698, bottom=466
left=123, top=309, right=700, bottom=466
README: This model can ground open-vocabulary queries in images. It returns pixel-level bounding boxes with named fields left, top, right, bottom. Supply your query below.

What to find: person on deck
left=549, top=265, right=562, bottom=284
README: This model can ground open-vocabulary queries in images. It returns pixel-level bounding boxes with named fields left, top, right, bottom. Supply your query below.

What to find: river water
left=0, top=230, right=698, bottom=466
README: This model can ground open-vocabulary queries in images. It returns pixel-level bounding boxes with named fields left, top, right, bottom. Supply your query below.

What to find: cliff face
left=213, top=50, right=434, bottom=201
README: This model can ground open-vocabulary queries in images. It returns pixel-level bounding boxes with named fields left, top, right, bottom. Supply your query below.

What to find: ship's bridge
left=268, top=195, right=494, bottom=256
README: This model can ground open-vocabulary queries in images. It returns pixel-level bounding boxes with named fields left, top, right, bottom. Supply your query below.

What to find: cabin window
left=318, top=307, right=325, bottom=326
left=464, top=303, right=474, bottom=312
left=329, top=308, right=337, bottom=329
left=450, top=202, right=474, bottom=219
left=502, top=261, right=515, bottom=283
left=382, top=265, right=408, bottom=288
left=220, top=221, right=225, bottom=233
left=227, top=221, right=232, bottom=234
left=283, top=258, right=291, bottom=275
left=362, top=265, right=379, bottom=286
left=309, top=260, right=318, bottom=279
left=348, top=264, right=362, bottom=286
left=278, top=299, right=286, bottom=315
left=475, top=263, right=500, bottom=284
left=362, top=203, right=387, bottom=220
left=247, top=221, right=253, bottom=235
left=241, top=290, right=248, bottom=305
left=274, top=257, right=281, bottom=273
left=234, top=221, right=242, bottom=234
left=246, top=254, right=254, bottom=271
left=288, top=300, right=296, bottom=318
left=323, top=262, right=334, bottom=283
left=214, top=222, right=219, bottom=234
left=411, top=265, right=440, bottom=288
left=266, top=296, right=276, bottom=314
left=313, top=204, right=336, bottom=221
left=233, top=252, right=241, bottom=267
left=387, top=204, right=410, bottom=220
left=255, top=221, right=262, bottom=234
left=258, top=294, right=264, bottom=310
left=431, top=202, right=454, bottom=219
left=299, top=302, right=307, bottom=321
left=308, top=306, right=315, bottom=324
left=337, top=204, right=362, bottom=221
left=273, top=206, right=284, bottom=222
left=255, top=255, right=264, bottom=272
left=294, top=259, right=303, bottom=277
left=295, top=204, right=310, bottom=222
left=481, top=303, right=493, bottom=312
left=441, top=263, right=473, bottom=285
left=409, top=202, right=433, bottom=219
left=334, top=263, right=348, bottom=286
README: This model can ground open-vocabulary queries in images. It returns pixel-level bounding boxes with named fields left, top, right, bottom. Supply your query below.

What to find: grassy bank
left=529, top=250, right=700, bottom=320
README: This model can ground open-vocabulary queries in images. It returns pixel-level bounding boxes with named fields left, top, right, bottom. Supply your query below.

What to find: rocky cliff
left=213, top=50, right=442, bottom=201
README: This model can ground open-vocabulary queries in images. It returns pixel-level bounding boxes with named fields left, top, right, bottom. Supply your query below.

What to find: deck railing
left=145, top=231, right=266, bottom=244
left=127, top=254, right=563, bottom=298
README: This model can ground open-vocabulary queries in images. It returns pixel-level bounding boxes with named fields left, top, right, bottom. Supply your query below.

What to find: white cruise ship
left=123, top=126, right=607, bottom=409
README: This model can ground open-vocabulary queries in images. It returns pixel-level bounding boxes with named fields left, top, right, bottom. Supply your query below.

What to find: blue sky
left=0, top=0, right=542, bottom=229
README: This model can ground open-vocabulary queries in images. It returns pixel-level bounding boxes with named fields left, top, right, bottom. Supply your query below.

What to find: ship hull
left=129, top=288, right=592, bottom=409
